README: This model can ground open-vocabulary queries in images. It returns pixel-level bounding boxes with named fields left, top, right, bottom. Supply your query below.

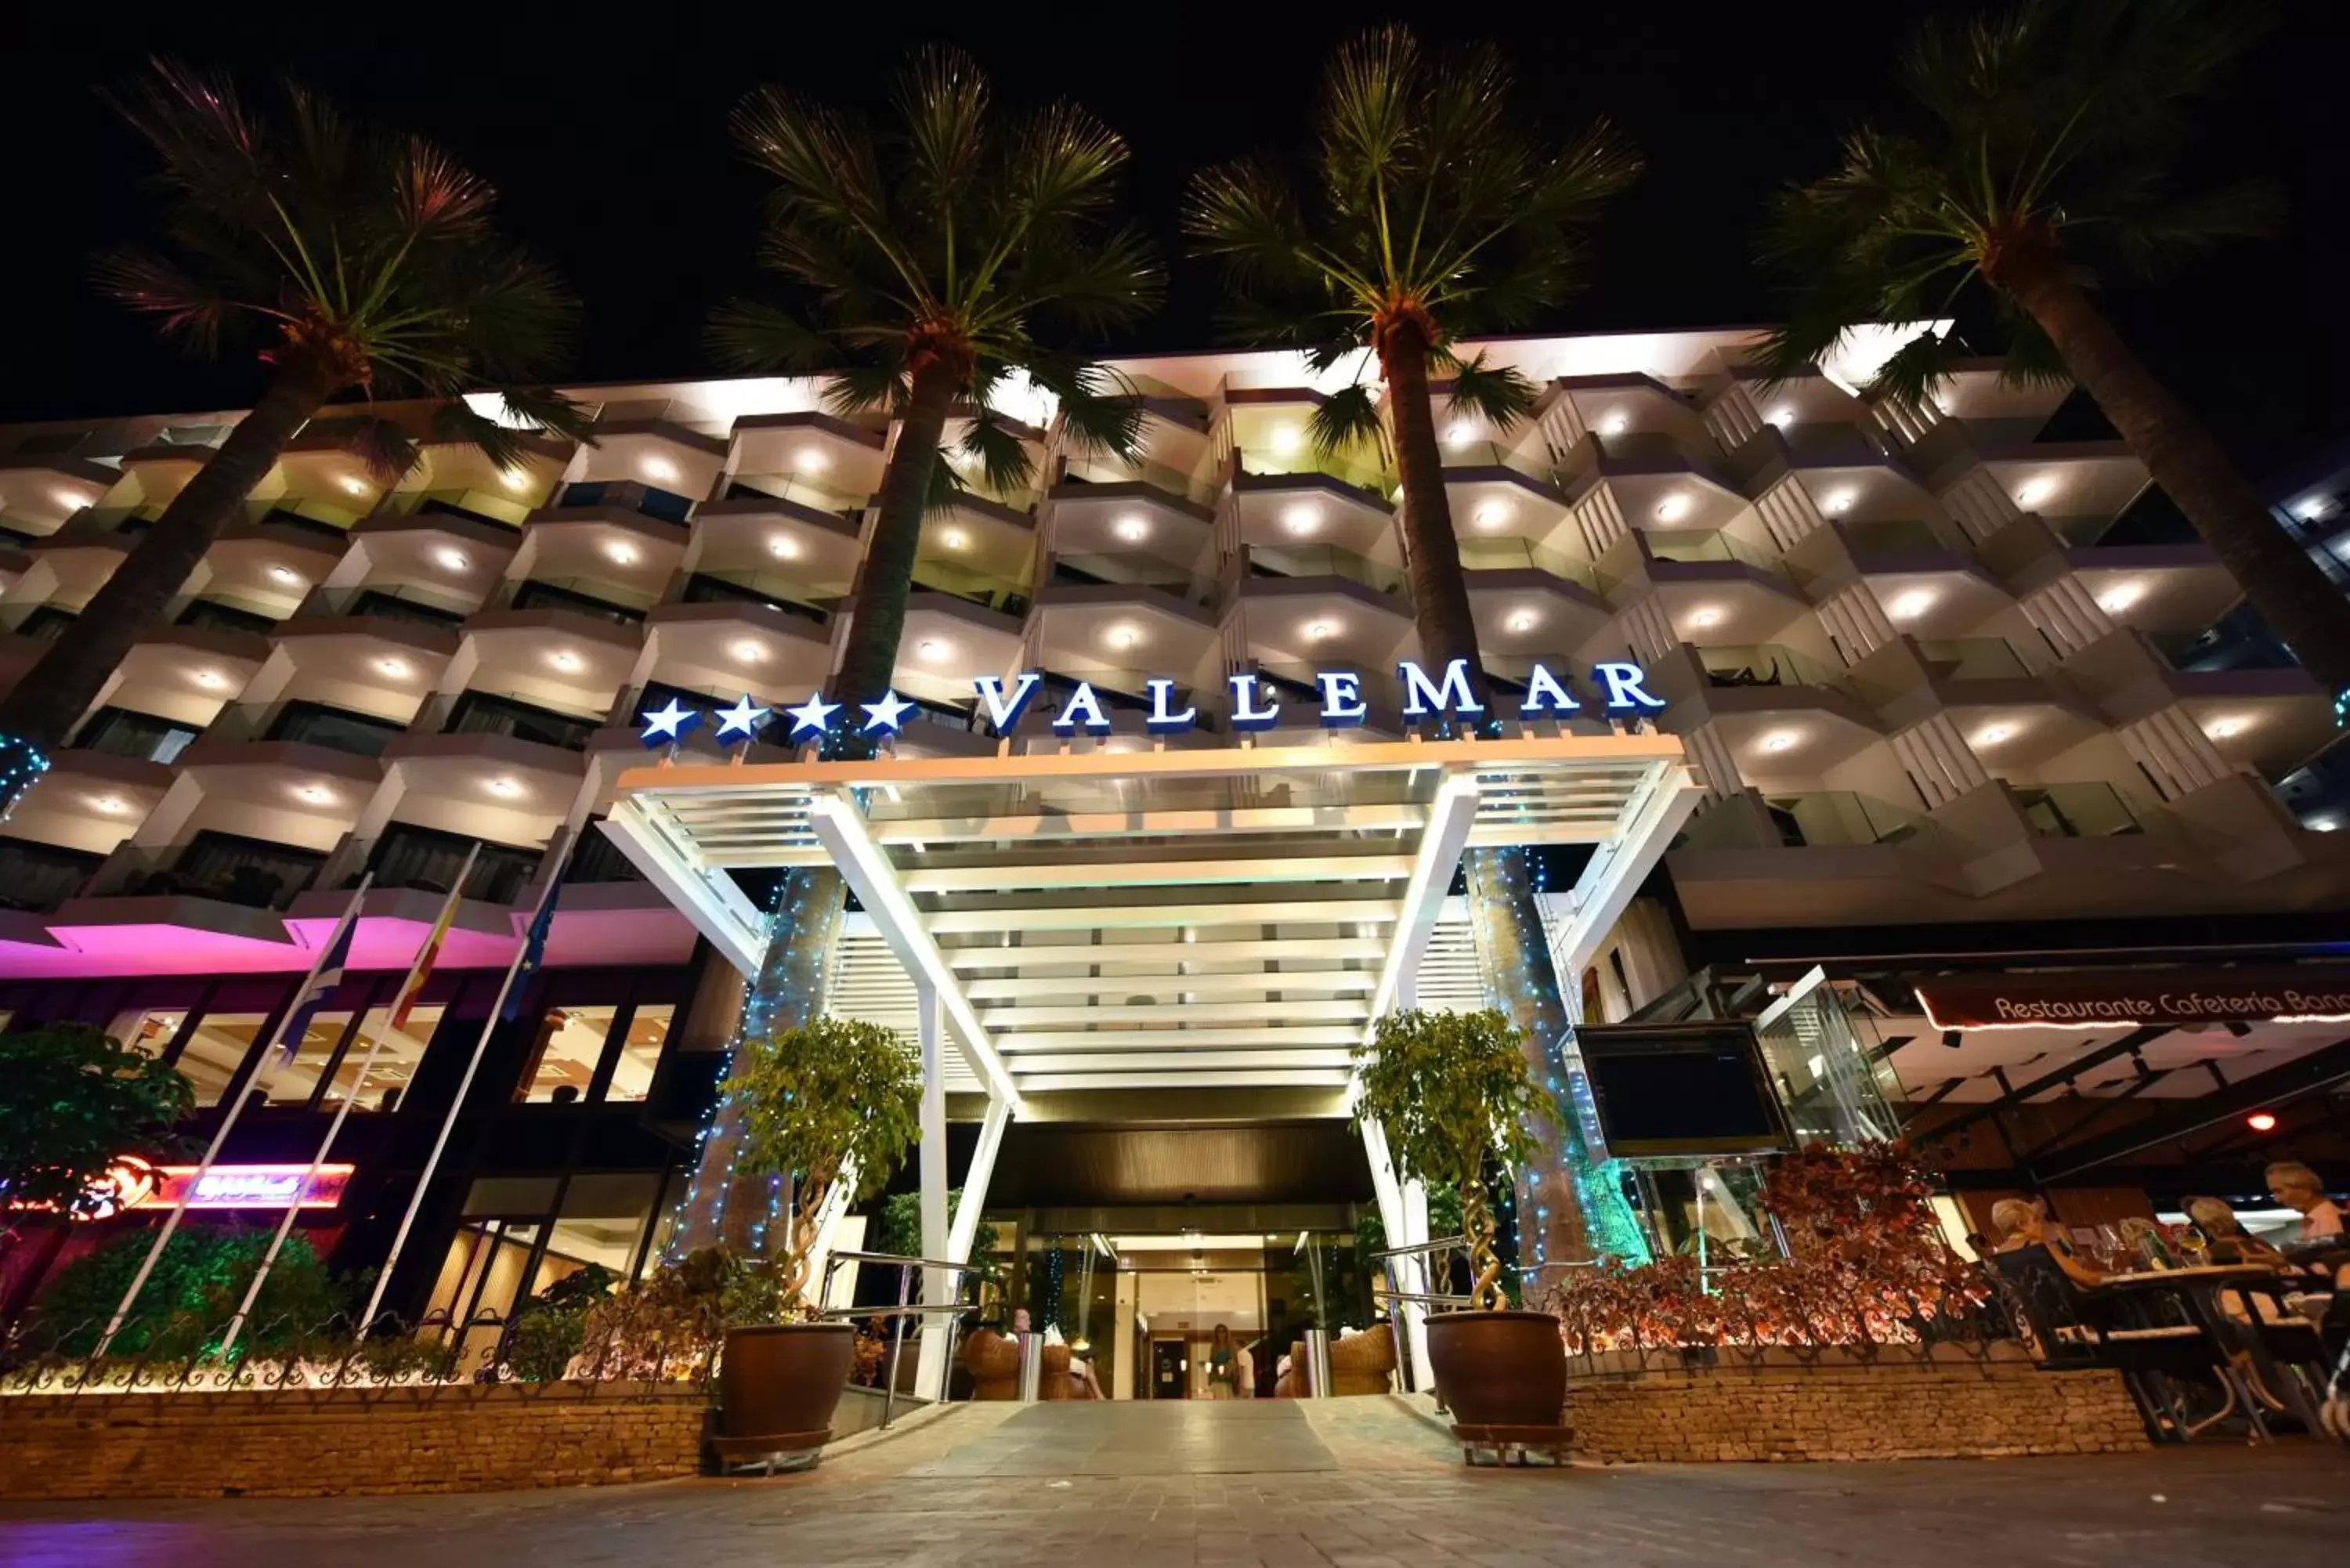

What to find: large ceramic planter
left=713, top=1322, right=857, bottom=1469
left=1425, top=1310, right=1567, bottom=1429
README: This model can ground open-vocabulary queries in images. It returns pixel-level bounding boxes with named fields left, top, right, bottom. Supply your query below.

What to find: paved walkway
left=2, top=1397, right=2343, bottom=1567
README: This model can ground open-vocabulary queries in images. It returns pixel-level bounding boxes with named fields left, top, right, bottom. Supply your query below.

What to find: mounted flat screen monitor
left=1574, top=1022, right=1794, bottom=1159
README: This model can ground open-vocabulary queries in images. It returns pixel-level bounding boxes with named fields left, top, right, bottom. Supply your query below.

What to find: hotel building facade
left=2, top=327, right=2345, bottom=1387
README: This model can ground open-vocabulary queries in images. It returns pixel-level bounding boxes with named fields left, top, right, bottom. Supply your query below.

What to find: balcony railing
left=556, top=480, right=693, bottom=526
left=1241, top=542, right=1406, bottom=598
left=723, top=473, right=870, bottom=518
left=1455, top=537, right=1600, bottom=591
left=439, top=689, right=600, bottom=750
left=1915, top=637, right=2041, bottom=679
left=1235, top=444, right=1393, bottom=497
left=359, top=825, right=540, bottom=905
left=1048, top=553, right=1220, bottom=609
left=1697, top=644, right=1849, bottom=692
left=678, top=570, right=842, bottom=624
left=1678, top=792, right=1933, bottom=851
left=85, top=831, right=329, bottom=911
left=70, top=706, right=202, bottom=763
left=1645, top=530, right=1784, bottom=574
left=910, top=560, right=1032, bottom=618
left=1838, top=518, right=1957, bottom=555
left=174, top=596, right=282, bottom=635
left=1056, top=453, right=1220, bottom=509
left=2149, top=606, right=2300, bottom=674
left=1438, top=439, right=1556, bottom=486
left=0, top=836, right=107, bottom=912
left=2014, top=782, right=2164, bottom=840
left=504, top=578, right=649, bottom=624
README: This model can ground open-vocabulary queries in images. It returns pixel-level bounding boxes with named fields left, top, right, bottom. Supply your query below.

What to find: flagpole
left=358, top=827, right=573, bottom=1339
left=94, top=875, right=374, bottom=1358
left=219, top=847, right=481, bottom=1357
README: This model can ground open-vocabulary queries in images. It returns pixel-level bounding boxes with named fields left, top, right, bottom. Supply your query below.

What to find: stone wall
left=0, top=1382, right=708, bottom=1501
left=1567, top=1358, right=2149, bottom=1463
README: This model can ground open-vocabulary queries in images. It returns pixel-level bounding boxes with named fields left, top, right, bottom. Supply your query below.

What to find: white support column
left=933, top=1096, right=1011, bottom=1400
left=803, top=1162, right=859, bottom=1310
left=1358, top=1118, right=1429, bottom=1394
left=1554, top=761, right=1705, bottom=977
left=1364, top=775, right=1480, bottom=1024
left=913, top=981, right=953, bottom=1399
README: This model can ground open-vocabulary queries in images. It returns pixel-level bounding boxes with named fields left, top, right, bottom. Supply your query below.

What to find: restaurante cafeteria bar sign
left=1915, top=966, right=2350, bottom=1031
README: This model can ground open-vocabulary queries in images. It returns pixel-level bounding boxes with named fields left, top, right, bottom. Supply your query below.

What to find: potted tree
left=1352, top=1008, right=1567, bottom=1436
left=714, top=1017, right=921, bottom=1465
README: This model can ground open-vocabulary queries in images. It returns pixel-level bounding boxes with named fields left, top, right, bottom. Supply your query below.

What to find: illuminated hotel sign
left=638, top=657, right=1665, bottom=746
left=10, top=1161, right=355, bottom=1223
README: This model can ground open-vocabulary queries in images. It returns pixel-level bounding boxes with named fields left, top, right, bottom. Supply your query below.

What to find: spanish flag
left=390, top=851, right=475, bottom=1031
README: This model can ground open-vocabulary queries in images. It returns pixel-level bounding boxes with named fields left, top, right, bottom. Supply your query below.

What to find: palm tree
left=674, top=45, right=1161, bottom=1254
left=1757, top=0, right=2350, bottom=700
left=0, top=60, right=588, bottom=807
left=1185, top=26, right=1651, bottom=1273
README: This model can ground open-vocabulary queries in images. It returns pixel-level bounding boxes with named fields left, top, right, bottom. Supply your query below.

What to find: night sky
left=3, top=2, right=2345, bottom=475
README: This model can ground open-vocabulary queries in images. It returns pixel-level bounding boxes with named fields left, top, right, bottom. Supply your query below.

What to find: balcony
left=909, top=559, right=1032, bottom=620
left=1455, top=537, right=1600, bottom=591
left=442, top=689, right=599, bottom=751
left=1914, top=637, right=2044, bottom=680
left=1234, top=443, right=1391, bottom=497
left=1054, top=452, right=1220, bottom=511
left=1697, top=644, right=1851, bottom=694
left=70, top=706, right=203, bottom=764
left=0, top=836, right=106, bottom=913
left=225, top=699, right=410, bottom=758
left=85, top=830, right=330, bottom=912
left=1046, top=553, right=1220, bottom=612
left=360, top=823, right=541, bottom=904
left=1679, top=790, right=1934, bottom=851
left=504, top=578, right=649, bottom=625
left=379, top=486, right=529, bottom=532
left=2150, top=605, right=2298, bottom=674
left=1239, top=542, right=1406, bottom=598
left=555, top=479, right=695, bottom=526
left=320, top=584, right=473, bottom=630
left=173, top=596, right=282, bottom=635
left=678, top=569, right=839, bottom=625
left=2013, top=782, right=2164, bottom=840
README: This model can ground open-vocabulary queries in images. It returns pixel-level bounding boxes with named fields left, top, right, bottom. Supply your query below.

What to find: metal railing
left=815, top=1248, right=982, bottom=1431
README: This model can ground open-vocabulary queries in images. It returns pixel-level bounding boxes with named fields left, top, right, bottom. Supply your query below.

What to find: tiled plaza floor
left=2, top=1397, right=2343, bottom=1568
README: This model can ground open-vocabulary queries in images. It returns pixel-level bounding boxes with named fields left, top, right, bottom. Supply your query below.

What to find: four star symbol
left=862, top=690, right=916, bottom=735
left=713, top=694, right=771, bottom=743
left=783, top=692, right=841, bottom=739
left=638, top=696, right=700, bottom=747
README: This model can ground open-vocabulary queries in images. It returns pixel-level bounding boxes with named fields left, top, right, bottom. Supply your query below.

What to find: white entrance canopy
left=603, top=734, right=1699, bottom=1105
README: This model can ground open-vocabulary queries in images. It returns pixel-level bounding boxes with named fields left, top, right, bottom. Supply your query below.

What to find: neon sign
left=640, top=658, right=1664, bottom=746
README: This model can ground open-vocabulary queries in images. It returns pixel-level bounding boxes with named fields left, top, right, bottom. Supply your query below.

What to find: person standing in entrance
left=1205, top=1323, right=1240, bottom=1400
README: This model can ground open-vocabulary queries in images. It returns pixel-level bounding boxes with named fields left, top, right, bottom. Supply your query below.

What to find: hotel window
left=425, top=1172, right=669, bottom=1368
left=168, top=1013, right=269, bottom=1107
left=602, top=1006, right=674, bottom=1102
left=516, top=1006, right=618, bottom=1103
left=316, top=1005, right=445, bottom=1114
left=110, top=1008, right=189, bottom=1058
left=264, top=1011, right=358, bottom=1105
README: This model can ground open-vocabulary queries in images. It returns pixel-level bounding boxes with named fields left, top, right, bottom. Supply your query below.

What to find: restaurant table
left=2091, top=1263, right=2325, bottom=1436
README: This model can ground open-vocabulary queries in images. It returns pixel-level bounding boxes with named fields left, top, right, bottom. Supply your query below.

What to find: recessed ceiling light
left=2311, top=816, right=2341, bottom=833
left=794, top=447, right=832, bottom=475
left=1270, top=425, right=1303, bottom=457
left=1654, top=494, right=1691, bottom=522
left=1303, top=620, right=1335, bottom=643
left=52, top=488, right=91, bottom=513
left=1824, top=490, right=1856, bottom=515
left=769, top=534, right=803, bottom=560
left=2016, top=479, right=2052, bottom=508
left=548, top=649, right=582, bottom=673
left=916, top=638, right=951, bottom=663
left=1760, top=731, right=1799, bottom=753
left=1506, top=609, right=1540, bottom=634
left=939, top=526, right=971, bottom=551
left=484, top=776, right=523, bottom=799
left=1688, top=607, right=1723, bottom=629
left=1600, top=414, right=1629, bottom=437
left=293, top=783, right=334, bottom=805
left=269, top=565, right=302, bottom=586
left=500, top=467, right=532, bottom=492
left=1105, top=623, right=1141, bottom=651
left=642, top=456, right=680, bottom=484
left=2095, top=582, right=2143, bottom=614
left=731, top=639, right=766, bottom=665
left=192, top=669, right=230, bottom=690
left=606, top=540, right=639, bottom=565
left=1767, top=406, right=1796, bottom=428
left=435, top=547, right=469, bottom=573
left=1444, top=422, right=1476, bottom=450
left=2207, top=716, right=2247, bottom=739
left=374, top=656, right=410, bottom=679
left=1281, top=503, right=1321, bottom=537
left=2294, top=497, right=2331, bottom=522
left=1974, top=724, right=2015, bottom=746
left=1113, top=514, right=1151, bottom=544
left=1473, top=501, right=1513, bottom=531
left=340, top=475, right=371, bottom=497
left=1887, top=589, right=1934, bottom=620
left=89, top=793, right=128, bottom=815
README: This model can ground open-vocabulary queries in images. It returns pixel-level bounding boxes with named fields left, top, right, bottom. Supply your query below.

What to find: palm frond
left=956, top=411, right=1035, bottom=499
left=824, top=362, right=906, bottom=417
left=1022, top=357, right=1146, bottom=462
left=1307, top=383, right=1387, bottom=466
left=90, top=247, right=240, bottom=352
left=343, top=415, right=424, bottom=485
left=1442, top=350, right=1538, bottom=432
left=706, top=298, right=834, bottom=374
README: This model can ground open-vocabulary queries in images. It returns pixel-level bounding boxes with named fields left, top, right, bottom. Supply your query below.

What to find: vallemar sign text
left=638, top=658, right=1665, bottom=746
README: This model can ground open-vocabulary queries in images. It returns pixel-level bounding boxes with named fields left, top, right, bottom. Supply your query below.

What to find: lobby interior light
left=2246, top=1111, right=2279, bottom=1133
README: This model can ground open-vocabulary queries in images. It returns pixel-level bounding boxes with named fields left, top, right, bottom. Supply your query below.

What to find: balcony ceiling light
left=1473, top=500, right=1513, bottom=531
left=484, top=776, right=524, bottom=799
left=2095, top=581, right=2143, bottom=614
left=1104, top=623, right=1141, bottom=651
left=1600, top=414, right=1629, bottom=437
left=2294, top=497, right=2332, bottom=522
left=1767, top=406, right=1796, bottom=428
left=2015, top=478, right=2053, bottom=509
left=52, top=487, right=92, bottom=513
left=192, top=668, right=230, bottom=690
left=1281, top=503, right=1321, bottom=537
left=1824, top=490, right=1856, bottom=515
left=731, top=638, right=766, bottom=665
left=374, top=656, right=411, bottom=679
left=269, top=565, right=302, bottom=586
left=794, top=446, right=832, bottom=475
left=1654, top=494, right=1691, bottom=522
left=1302, top=620, right=1335, bottom=643
left=1506, top=608, right=1540, bottom=634
left=1973, top=723, right=2015, bottom=746
left=548, top=649, right=583, bottom=673
left=435, top=547, right=469, bottom=573
left=2207, top=715, right=2248, bottom=739
left=769, top=533, right=804, bottom=560
left=1687, top=606, right=1724, bottom=629
left=1759, top=730, right=1799, bottom=753
left=1113, top=513, right=1151, bottom=544
left=1887, top=589, right=1934, bottom=621
left=292, top=782, right=334, bottom=805
left=916, top=638, right=951, bottom=663
left=606, top=540, right=640, bottom=565
left=1444, top=422, right=1476, bottom=450
left=939, top=526, right=971, bottom=551
left=339, top=475, right=371, bottom=497
left=89, top=793, right=129, bottom=815
left=500, top=466, right=533, bottom=492
left=1270, top=425, right=1304, bottom=457
left=642, top=456, right=681, bottom=484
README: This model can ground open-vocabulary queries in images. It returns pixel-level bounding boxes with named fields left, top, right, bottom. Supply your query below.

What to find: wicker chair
left=1272, top=1323, right=1396, bottom=1396
left=960, top=1330, right=1093, bottom=1400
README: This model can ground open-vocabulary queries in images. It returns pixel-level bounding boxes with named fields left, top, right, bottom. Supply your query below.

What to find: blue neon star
left=862, top=690, right=916, bottom=735
left=783, top=692, right=840, bottom=739
left=713, top=694, right=771, bottom=744
left=638, top=697, right=700, bottom=747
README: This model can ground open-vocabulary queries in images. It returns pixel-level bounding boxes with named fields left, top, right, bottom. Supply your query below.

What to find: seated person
left=2265, top=1159, right=2348, bottom=1298
left=2183, top=1196, right=2287, bottom=1267
left=1990, top=1197, right=2106, bottom=1288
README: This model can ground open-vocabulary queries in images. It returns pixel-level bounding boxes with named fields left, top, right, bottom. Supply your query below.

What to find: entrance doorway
left=1150, top=1339, right=1188, bottom=1399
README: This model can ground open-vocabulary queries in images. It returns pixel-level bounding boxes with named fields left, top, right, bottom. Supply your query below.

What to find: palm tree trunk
left=1379, top=321, right=1649, bottom=1279
left=2001, top=258, right=2350, bottom=699
left=671, top=357, right=960, bottom=1259
left=0, top=359, right=333, bottom=764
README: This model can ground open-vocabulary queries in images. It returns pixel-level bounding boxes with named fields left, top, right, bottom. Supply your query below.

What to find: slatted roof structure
left=603, top=734, right=1699, bottom=1107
